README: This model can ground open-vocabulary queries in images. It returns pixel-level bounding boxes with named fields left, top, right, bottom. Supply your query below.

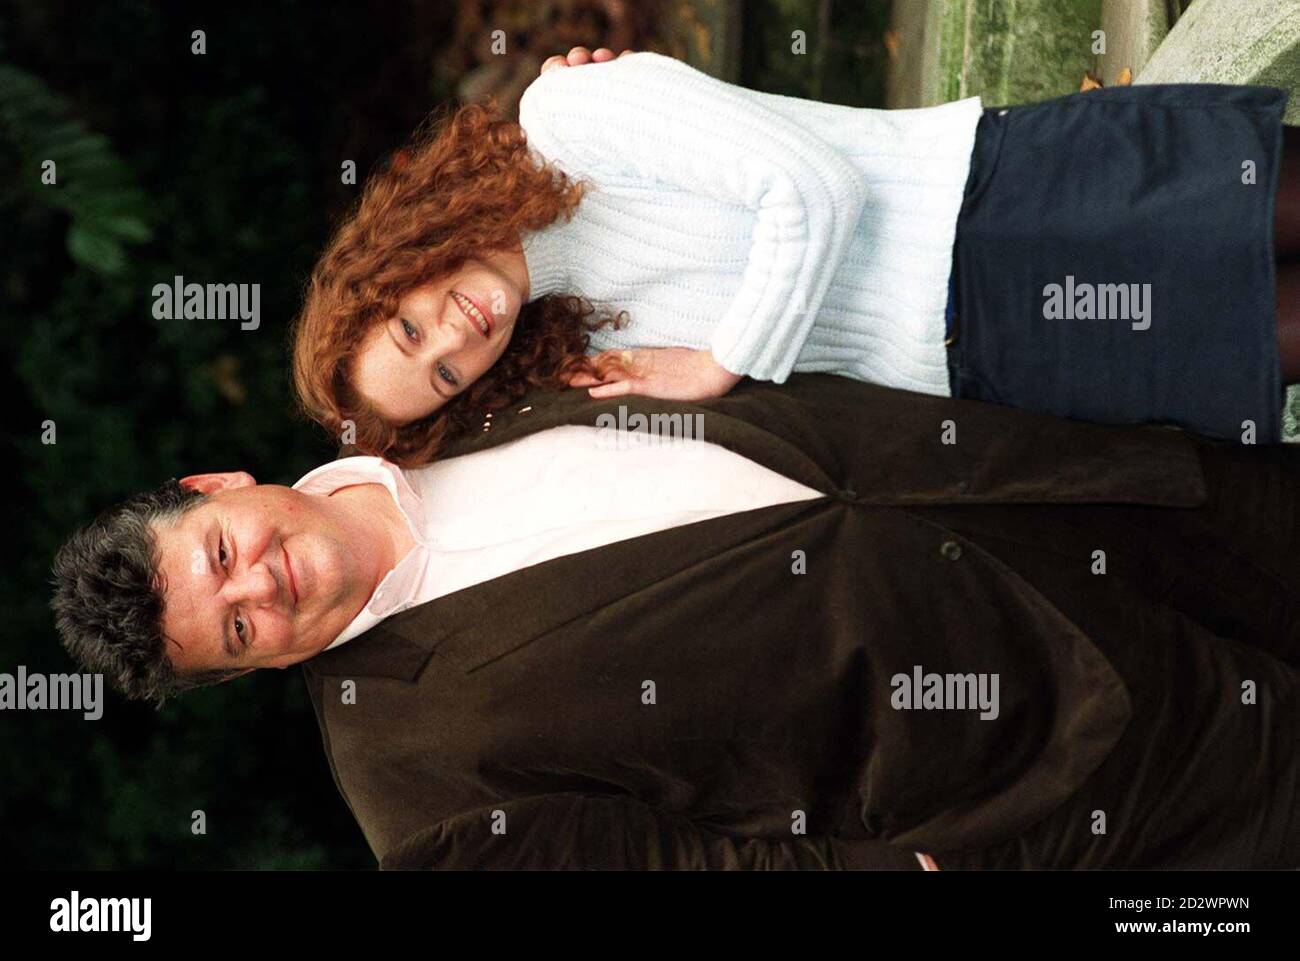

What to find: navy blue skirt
left=944, top=83, right=1289, bottom=443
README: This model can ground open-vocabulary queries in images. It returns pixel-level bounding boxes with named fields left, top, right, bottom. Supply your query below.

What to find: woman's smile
left=348, top=253, right=530, bottom=425
left=452, top=290, right=492, bottom=337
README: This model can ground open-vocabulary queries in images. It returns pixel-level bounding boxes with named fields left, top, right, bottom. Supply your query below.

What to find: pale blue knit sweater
left=517, top=52, right=983, bottom=396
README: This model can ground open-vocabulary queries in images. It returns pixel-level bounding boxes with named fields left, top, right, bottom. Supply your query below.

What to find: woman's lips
left=282, top=544, right=300, bottom=608
left=454, top=291, right=493, bottom=338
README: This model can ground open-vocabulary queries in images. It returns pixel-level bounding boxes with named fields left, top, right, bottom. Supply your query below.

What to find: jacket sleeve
left=517, top=51, right=869, bottom=383
left=379, top=793, right=925, bottom=870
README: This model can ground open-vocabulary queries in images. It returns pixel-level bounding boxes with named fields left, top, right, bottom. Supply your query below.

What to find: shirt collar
left=292, top=456, right=430, bottom=649
left=293, top=455, right=427, bottom=533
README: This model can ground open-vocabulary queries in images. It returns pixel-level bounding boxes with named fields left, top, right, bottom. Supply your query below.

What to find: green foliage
left=0, top=63, right=153, bottom=275
left=742, top=0, right=892, bottom=105
left=0, top=0, right=444, bottom=871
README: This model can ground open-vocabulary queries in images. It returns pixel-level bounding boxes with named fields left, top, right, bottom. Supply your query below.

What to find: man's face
left=153, top=472, right=373, bottom=674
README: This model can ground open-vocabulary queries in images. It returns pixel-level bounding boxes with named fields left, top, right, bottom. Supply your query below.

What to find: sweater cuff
left=711, top=320, right=799, bottom=384
left=520, top=227, right=570, bottom=302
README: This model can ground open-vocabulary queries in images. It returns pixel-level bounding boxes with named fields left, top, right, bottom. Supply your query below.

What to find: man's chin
left=258, top=646, right=325, bottom=670
left=277, top=630, right=344, bottom=668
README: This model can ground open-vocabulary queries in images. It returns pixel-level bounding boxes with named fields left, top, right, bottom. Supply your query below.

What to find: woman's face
left=351, top=248, right=530, bottom=424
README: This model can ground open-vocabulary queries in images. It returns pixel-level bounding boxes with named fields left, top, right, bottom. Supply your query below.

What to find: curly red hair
left=291, top=97, right=629, bottom=466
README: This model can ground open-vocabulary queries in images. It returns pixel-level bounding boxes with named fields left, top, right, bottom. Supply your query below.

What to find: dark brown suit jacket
left=302, top=374, right=1294, bottom=869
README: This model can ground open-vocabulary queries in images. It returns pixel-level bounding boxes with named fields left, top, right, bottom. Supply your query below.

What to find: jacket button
left=940, top=540, right=963, bottom=561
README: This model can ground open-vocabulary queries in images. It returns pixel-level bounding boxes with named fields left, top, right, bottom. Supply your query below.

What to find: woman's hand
left=565, top=347, right=743, bottom=402
left=540, top=46, right=634, bottom=75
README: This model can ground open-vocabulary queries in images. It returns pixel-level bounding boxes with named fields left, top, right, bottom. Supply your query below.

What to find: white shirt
left=292, top=424, right=823, bottom=650
left=518, top=51, right=982, bottom=395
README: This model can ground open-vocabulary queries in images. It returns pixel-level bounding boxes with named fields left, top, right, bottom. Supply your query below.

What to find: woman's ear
left=178, top=471, right=257, bottom=494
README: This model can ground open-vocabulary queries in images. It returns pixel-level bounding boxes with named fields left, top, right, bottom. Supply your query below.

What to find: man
left=52, top=374, right=1300, bottom=869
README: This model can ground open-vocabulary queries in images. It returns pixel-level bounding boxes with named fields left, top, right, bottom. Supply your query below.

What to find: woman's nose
left=436, top=305, right=470, bottom=350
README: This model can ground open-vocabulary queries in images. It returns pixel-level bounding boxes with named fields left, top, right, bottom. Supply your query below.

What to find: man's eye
left=218, top=539, right=228, bottom=568
left=234, top=616, right=246, bottom=640
left=437, top=362, right=458, bottom=387
left=400, top=319, right=419, bottom=342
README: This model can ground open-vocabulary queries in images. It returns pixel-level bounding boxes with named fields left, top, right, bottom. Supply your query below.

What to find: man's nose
left=223, top=563, right=279, bottom=607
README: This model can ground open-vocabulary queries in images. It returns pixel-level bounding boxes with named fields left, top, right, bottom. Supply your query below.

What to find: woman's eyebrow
left=391, top=324, right=452, bottom=399
left=427, top=367, right=452, bottom=400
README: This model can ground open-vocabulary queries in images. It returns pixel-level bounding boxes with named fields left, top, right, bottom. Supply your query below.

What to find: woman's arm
left=518, top=51, right=870, bottom=384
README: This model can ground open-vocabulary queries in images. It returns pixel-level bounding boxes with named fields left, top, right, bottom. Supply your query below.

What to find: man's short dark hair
left=50, top=479, right=244, bottom=707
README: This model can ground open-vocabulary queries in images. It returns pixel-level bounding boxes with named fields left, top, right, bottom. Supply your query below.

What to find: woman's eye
left=400, top=318, right=419, bottom=342
left=437, top=362, right=458, bottom=387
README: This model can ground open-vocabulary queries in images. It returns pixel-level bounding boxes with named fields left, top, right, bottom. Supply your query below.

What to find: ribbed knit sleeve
left=518, top=51, right=871, bottom=383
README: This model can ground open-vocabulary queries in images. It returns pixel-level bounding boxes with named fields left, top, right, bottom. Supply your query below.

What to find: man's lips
left=282, top=544, right=299, bottom=608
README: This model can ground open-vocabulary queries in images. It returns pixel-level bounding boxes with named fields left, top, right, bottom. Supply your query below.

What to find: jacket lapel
left=437, top=383, right=838, bottom=492
left=305, top=622, right=435, bottom=682
left=435, top=375, right=1207, bottom=508
left=379, top=496, right=822, bottom=676
left=306, top=497, right=829, bottom=682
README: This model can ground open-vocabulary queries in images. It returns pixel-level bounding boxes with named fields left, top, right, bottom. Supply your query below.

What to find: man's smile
left=282, top=544, right=300, bottom=608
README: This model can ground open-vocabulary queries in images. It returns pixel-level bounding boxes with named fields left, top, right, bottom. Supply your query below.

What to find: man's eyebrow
left=206, top=524, right=238, bottom=661
left=220, top=619, right=238, bottom=660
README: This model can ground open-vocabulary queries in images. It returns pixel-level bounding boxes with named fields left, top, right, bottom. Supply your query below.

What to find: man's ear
left=179, top=471, right=256, bottom=494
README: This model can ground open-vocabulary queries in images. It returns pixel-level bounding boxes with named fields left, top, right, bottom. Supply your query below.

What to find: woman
left=292, top=47, right=1300, bottom=465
